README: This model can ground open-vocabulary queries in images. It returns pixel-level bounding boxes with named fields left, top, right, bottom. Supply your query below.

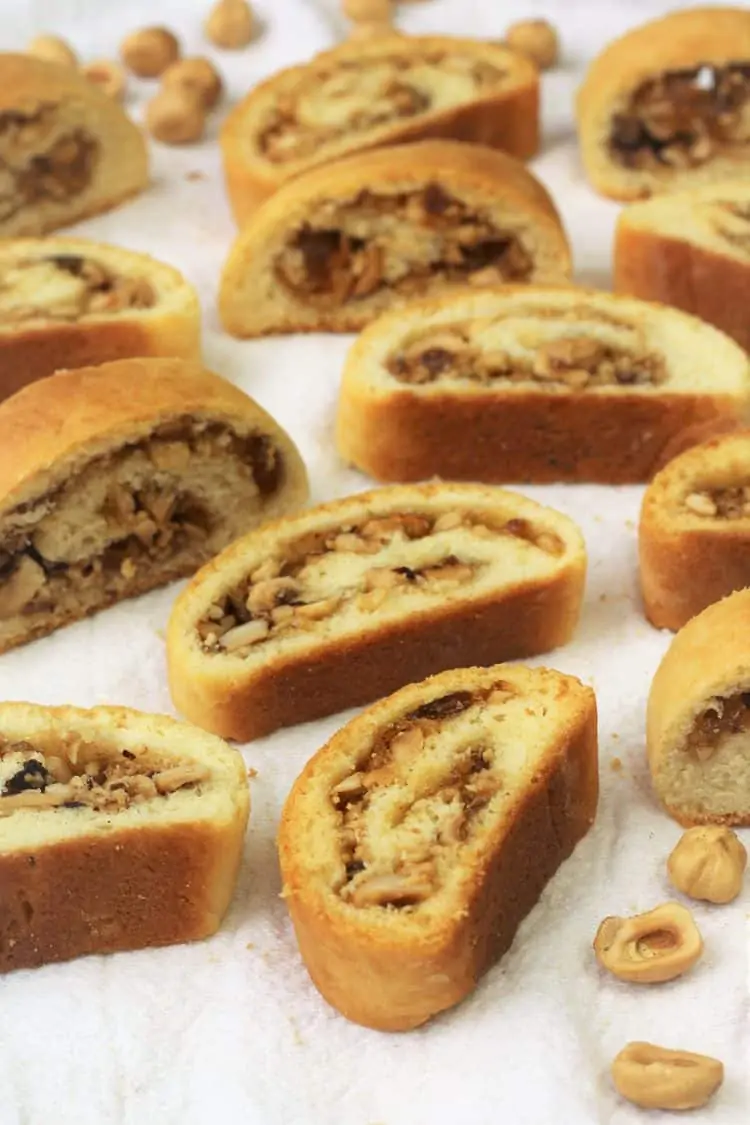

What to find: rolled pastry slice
left=647, top=587, right=750, bottom=825
left=0, top=359, right=308, bottom=654
left=0, top=702, right=249, bottom=972
left=0, top=238, right=201, bottom=401
left=336, top=285, right=750, bottom=485
left=576, top=6, right=750, bottom=201
left=614, top=183, right=750, bottom=352
left=0, top=53, right=148, bottom=236
left=640, top=431, right=750, bottom=630
left=218, top=141, right=572, bottom=337
left=166, top=483, right=586, bottom=741
left=278, top=664, right=598, bottom=1030
left=221, top=34, right=539, bottom=220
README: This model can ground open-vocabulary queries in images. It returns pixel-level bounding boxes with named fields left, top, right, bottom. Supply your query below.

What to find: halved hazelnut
left=593, top=902, right=703, bottom=983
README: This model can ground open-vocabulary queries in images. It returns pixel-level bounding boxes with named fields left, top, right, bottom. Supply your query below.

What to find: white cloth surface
left=0, top=1, right=748, bottom=1122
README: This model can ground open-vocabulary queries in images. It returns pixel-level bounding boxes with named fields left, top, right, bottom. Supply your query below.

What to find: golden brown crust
left=576, top=8, right=750, bottom=201
left=0, top=239, right=201, bottom=402
left=221, top=36, right=539, bottom=221
left=640, top=431, right=750, bottom=630
left=219, top=141, right=572, bottom=338
left=335, top=284, right=750, bottom=485
left=166, top=483, right=586, bottom=741
left=278, top=664, right=598, bottom=1030
left=646, top=589, right=750, bottom=826
left=0, top=703, right=249, bottom=972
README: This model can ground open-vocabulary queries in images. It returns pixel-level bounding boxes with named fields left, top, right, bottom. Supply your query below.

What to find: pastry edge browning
left=278, top=665, right=599, bottom=1031
left=0, top=703, right=249, bottom=973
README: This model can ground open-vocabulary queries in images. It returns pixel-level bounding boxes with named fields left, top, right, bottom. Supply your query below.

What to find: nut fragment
left=593, top=902, right=703, bottom=983
left=82, top=60, right=126, bottom=102
left=162, top=56, right=223, bottom=109
left=220, top=619, right=269, bottom=651
left=204, top=0, right=256, bottom=49
left=145, top=87, right=206, bottom=145
left=27, top=35, right=78, bottom=68
left=505, top=19, right=558, bottom=70
left=684, top=491, right=718, bottom=517
left=611, top=1042, right=724, bottom=1111
left=667, top=826, right=747, bottom=904
left=120, top=27, right=180, bottom=78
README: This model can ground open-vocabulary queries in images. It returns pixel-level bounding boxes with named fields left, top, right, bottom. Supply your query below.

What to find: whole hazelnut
left=342, top=0, right=392, bottom=21
left=505, top=18, right=559, bottom=70
left=667, top=826, right=747, bottom=904
left=162, top=57, right=223, bottom=110
left=82, top=60, right=127, bottom=102
left=145, top=87, right=206, bottom=145
left=27, top=34, right=78, bottom=69
left=204, top=0, right=256, bottom=49
left=121, top=27, right=181, bottom=78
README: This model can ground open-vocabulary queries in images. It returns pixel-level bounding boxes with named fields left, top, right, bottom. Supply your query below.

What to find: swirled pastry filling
left=684, top=483, right=750, bottom=519
left=274, top=185, right=533, bottom=307
left=0, top=253, right=155, bottom=323
left=258, top=52, right=508, bottom=164
left=0, top=736, right=209, bottom=815
left=711, top=201, right=750, bottom=252
left=0, top=420, right=284, bottom=624
left=610, top=62, right=750, bottom=171
left=197, top=509, right=564, bottom=656
left=0, top=105, right=99, bottom=225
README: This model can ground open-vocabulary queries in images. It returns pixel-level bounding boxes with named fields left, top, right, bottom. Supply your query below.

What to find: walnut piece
left=611, top=1042, right=724, bottom=1111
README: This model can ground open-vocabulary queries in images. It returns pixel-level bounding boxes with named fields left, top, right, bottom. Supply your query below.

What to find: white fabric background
left=0, top=2, right=748, bottom=1123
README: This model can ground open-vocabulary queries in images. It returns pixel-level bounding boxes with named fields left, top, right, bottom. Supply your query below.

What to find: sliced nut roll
left=0, top=701, right=249, bottom=973
left=640, top=431, right=750, bottom=629
left=278, top=664, right=598, bottom=1030
left=647, top=587, right=750, bottom=825
left=576, top=7, right=750, bottom=202
left=0, top=238, right=202, bottom=401
left=221, top=35, right=539, bottom=219
left=615, top=182, right=750, bottom=353
left=0, top=358, right=308, bottom=654
left=336, top=284, right=750, bottom=485
left=218, top=140, right=571, bottom=337
left=0, top=53, right=148, bottom=236
left=167, top=483, right=586, bottom=740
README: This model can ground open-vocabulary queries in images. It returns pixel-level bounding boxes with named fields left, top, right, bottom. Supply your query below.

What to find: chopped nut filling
left=330, top=683, right=515, bottom=909
left=0, top=253, right=155, bottom=323
left=274, top=185, right=532, bottom=307
left=685, top=692, right=750, bottom=761
left=0, top=420, right=284, bottom=623
left=198, top=509, right=564, bottom=657
left=712, top=201, right=750, bottom=252
left=684, top=484, right=750, bottom=519
left=258, top=53, right=507, bottom=165
left=0, top=106, right=99, bottom=225
left=388, top=324, right=667, bottom=389
left=610, top=62, right=750, bottom=171
left=0, top=736, right=209, bottom=815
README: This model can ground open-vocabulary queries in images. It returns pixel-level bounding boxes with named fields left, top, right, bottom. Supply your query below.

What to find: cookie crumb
left=610, top=756, right=623, bottom=772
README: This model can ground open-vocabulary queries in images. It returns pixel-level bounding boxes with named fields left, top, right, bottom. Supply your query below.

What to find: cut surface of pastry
left=576, top=7, right=750, bottom=201
left=221, top=35, right=539, bottom=220
left=0, top=701, right=249, bottom=972
left=167, top=482, right=586, bottom=741
left=614, top=182, right=750, bottom=352
left=278, top=664, right=598, bottom=1030
left=218, top=141, right=572, bottom=337
left=647, top=588, right=750, bottom=826
left=640, top=431, right=750, bottom=630
left=0, top=358, right=309, bottom=654
left=0, top=53, right=148, bottom=236
left=336, top=284, right=750, bottom=485
left=0, top=237, right=201, bottom=400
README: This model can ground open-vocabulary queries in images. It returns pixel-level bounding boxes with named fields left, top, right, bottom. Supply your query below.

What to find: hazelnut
left=342, top=0, right=392, bottom=20
left=27, top=34, right=78, bottom=68
left=612, top=1042, right=724, bottom=1111
left=204, top=0, right=256, bottom=49
left=82, top=60, right=126, bottom=102
left=144, top=87, right=206, bottom=145
left=668, top=825, right=747, bottom=904
left=162, top=57, right=223, bottom=110
left=593, top=902, right=703, bottom=983
left=505, top=18, right=559, bottom=71
left=121, top=27, right=180, bottom=78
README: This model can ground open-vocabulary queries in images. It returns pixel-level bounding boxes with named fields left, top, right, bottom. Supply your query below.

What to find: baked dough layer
left=278, top=664, right=598, bottom=1030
